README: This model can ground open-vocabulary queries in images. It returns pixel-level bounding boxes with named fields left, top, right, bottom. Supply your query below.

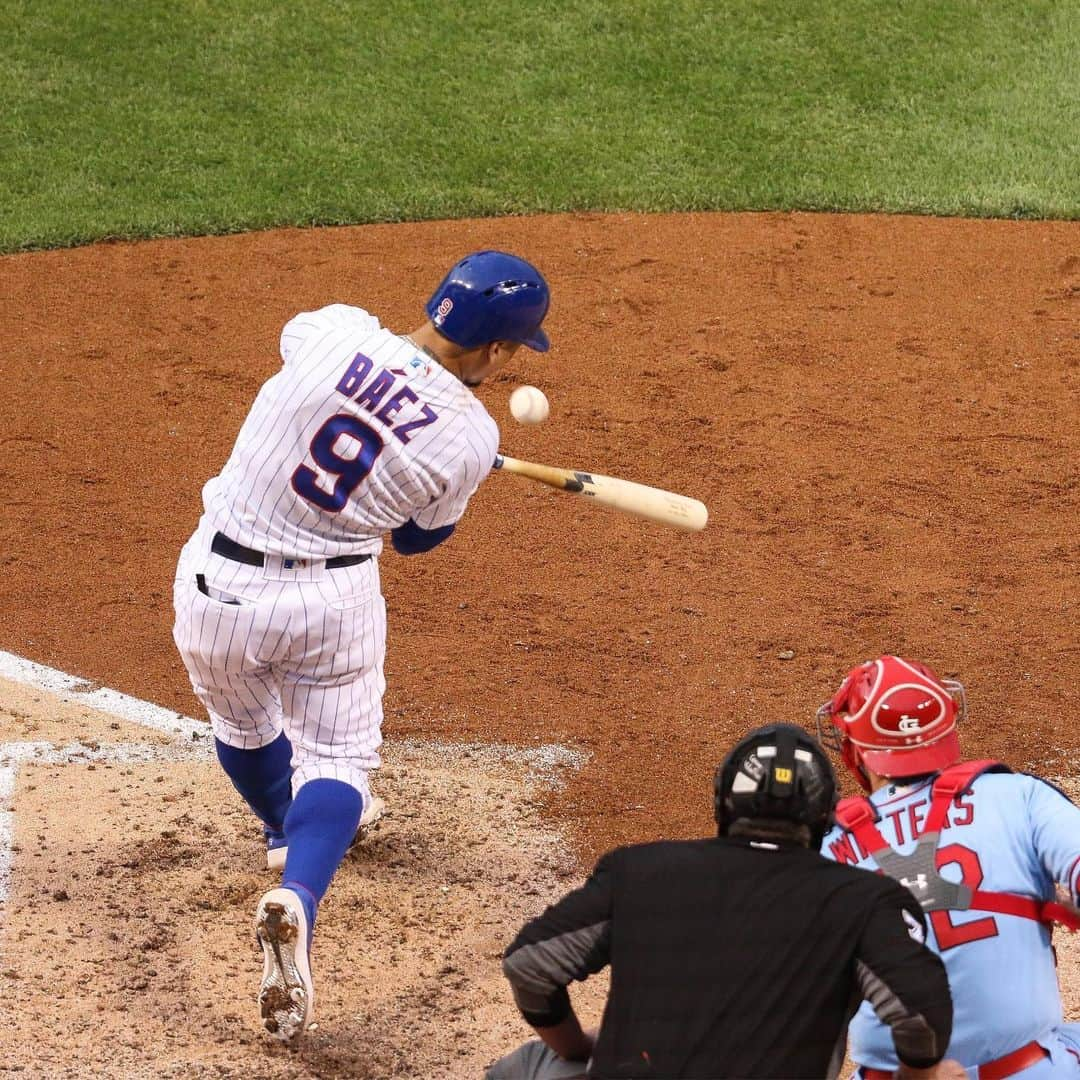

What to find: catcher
left=819, top=655, right=1080, bottom=1079
left=487, top=724, right=961, bottom=1079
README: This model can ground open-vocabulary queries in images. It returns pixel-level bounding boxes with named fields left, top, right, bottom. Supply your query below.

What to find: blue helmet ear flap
left=426, top=251, right=550, bottom=351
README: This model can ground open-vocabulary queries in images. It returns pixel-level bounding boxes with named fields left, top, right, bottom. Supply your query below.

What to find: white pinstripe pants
left=172, top=519, right=386, bottom=799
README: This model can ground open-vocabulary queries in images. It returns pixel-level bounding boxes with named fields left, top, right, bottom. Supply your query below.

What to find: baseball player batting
left=171, top=250, right=551, bottom=1041
left=818, top=655, right=1080, bottom=1079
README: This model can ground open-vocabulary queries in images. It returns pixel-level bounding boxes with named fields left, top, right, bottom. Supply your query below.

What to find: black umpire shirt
left=503, top=835, right=952, bottom=1079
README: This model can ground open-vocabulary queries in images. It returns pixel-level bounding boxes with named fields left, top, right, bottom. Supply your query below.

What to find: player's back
left=823, top=771, right=1080, bottom=1069
left=588, top=837, right=941, bottom=1079
left=203, top=304, right=498, bottom=557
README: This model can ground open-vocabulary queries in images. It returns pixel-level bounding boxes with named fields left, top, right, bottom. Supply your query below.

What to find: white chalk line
left=0, top=650, right=586, bottom=909
left=0, top=650, right=205, bottom=742
left=0, top=649, right=216, bottom=907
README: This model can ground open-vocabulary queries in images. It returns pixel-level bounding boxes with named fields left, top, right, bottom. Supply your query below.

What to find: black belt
left=211, top=532, right=372, bottom=569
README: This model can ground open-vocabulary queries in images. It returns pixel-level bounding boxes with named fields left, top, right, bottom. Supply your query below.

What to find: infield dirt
left=0, top=211, right=1077, bottom=1074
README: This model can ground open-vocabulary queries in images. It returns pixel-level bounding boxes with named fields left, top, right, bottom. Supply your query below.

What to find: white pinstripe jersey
left=203, top=304, right=500, bottom=558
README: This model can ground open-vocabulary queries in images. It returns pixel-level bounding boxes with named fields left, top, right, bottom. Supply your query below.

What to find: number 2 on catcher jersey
left=291, top=414, right=384, bottom=512
left=929, top=843, right=999, bottom=950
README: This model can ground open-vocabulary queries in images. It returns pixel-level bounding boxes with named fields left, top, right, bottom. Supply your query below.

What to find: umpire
left=487, top=724, right=959, bottom=1080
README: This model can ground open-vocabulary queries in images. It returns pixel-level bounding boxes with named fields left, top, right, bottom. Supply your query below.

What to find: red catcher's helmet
left=816, top=655, right=966, bottom=791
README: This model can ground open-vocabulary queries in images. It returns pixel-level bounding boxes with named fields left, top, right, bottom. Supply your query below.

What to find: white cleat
left=266, top=796, right=386, bottom=871
left=255, top=888, right=314, bottom=1042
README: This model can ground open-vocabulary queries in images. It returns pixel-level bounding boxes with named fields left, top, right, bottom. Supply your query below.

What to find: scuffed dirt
left=0, top=686, right=606, bottom=1078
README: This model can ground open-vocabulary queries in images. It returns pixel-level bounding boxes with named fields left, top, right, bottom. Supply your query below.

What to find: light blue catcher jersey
left=821, top=771, right=1080, bottom=1070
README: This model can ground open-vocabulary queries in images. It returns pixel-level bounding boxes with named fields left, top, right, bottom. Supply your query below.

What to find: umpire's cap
left=426, top=251, right=550, bottom=352
left=714, top=724, right=837, bottom=848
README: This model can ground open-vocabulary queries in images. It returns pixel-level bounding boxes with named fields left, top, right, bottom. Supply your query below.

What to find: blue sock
left=214, top=731, right=293, bottom=833
left=280, top=879, right=320, bottom=934
left=281, top=779, right=363, bottom=920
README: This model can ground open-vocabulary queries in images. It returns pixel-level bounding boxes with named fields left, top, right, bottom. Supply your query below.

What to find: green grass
left=2, top=0, right=1078, bottom=250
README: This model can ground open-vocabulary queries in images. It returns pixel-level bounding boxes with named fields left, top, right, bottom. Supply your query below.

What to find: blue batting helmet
left=425, top=251, right=550, bottom=352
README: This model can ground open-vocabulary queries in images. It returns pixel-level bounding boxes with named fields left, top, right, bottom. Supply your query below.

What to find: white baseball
left=509, top=385, right=550, bottom=425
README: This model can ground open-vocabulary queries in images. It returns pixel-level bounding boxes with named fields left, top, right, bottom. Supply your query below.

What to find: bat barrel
left=495, top=454, right=708, bottom=532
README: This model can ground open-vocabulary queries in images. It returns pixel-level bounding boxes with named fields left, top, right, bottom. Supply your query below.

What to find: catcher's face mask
left=817, top=655, right=965, bottom=790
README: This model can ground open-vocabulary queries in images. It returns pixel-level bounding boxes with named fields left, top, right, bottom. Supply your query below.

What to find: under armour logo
left=901, top=874, right=929, bottom=891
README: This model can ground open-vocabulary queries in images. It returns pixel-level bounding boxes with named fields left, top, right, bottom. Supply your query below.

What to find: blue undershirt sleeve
left=391, top=518, right=456, bottom=555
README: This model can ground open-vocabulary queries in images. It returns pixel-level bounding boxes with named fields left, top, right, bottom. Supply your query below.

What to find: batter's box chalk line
left=0, top=649, right=585, bottom=909
left=0, top=650, right=206, bottom=743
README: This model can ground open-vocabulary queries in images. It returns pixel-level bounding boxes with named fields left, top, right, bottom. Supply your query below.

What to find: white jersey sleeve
left=280, top=305, right=380, bottom=365
left=410, top=412, right=499, bottom=531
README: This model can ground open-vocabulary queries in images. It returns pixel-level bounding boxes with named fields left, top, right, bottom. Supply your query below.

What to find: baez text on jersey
left=289, top=351, right=444, bottom=513
left=335, top=351, right=439, bottom=444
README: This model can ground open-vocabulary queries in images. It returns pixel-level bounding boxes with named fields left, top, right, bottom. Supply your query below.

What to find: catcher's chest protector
left=835, top=760, right=1080, bottom=931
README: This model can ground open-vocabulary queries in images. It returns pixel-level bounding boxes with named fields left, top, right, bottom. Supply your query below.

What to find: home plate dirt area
left=0, top=674, right=607, bottom=1078
left=0, top=209, right=1077, bottom=1075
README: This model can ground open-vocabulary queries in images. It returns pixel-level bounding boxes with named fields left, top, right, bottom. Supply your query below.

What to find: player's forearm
left=532, top=1011, right=594, bottom=1062
left=857, top=896, right=953, bottom=1068
left=859, top=965, right=952, bottom=1069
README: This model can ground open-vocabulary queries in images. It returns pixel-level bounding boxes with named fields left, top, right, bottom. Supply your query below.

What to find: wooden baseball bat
left=493, top=454, right=708, bottom=532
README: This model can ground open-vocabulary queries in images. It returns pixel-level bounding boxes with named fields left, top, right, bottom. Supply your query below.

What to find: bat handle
left=493, top=453, right=505, bottom=470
